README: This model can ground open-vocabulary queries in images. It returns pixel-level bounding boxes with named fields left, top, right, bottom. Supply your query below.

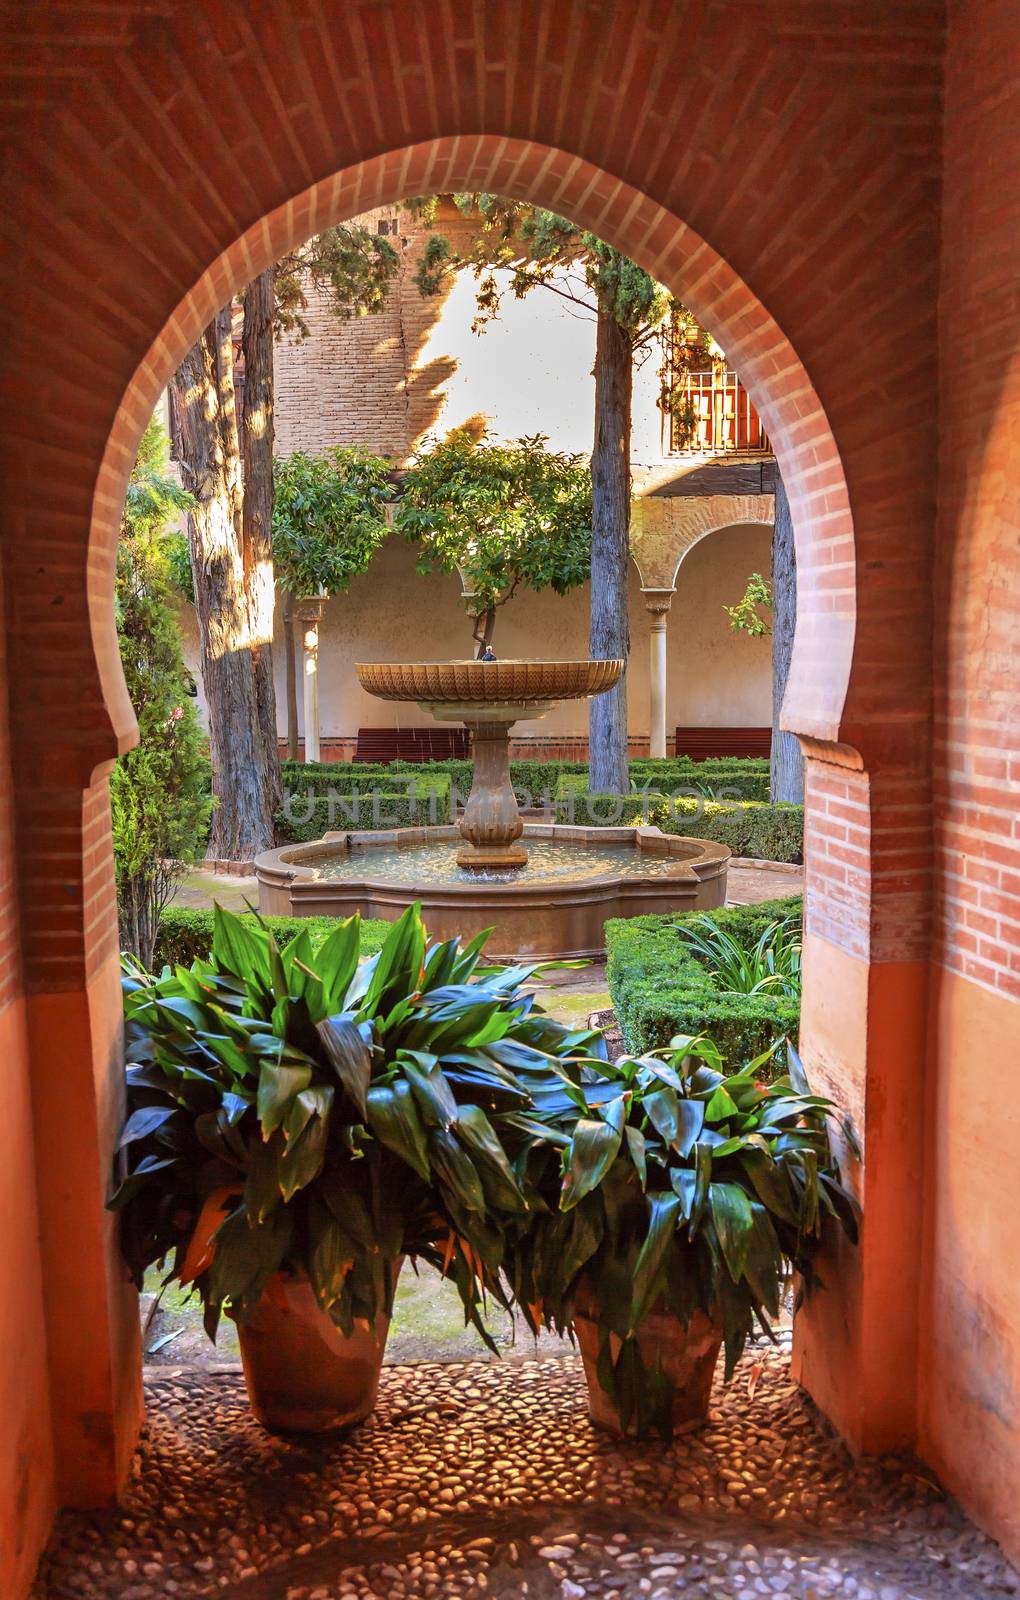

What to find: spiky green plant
left=503, top=1035, right=856, bottom=1436
left=677, top=912, right=803, bottom=999
left=111, top=904, right=601, bottom=1344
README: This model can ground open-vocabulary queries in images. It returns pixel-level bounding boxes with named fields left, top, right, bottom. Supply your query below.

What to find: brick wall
left=1, top=1, right=993, bottom=1583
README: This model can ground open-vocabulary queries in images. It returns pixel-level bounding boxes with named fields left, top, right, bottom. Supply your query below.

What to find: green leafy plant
left=272, top=446, right=394, bottom=599
left=606, top=900, right=803, bottom=1060
left=725, top=572, right=773, bottom=637
left=395, top=428, right=591, bottom=657
left=677, top=913, right=802, bottom=1000
left=153, top=907, right=390, bottom=970
left=113, top=417, right=212, bottom=965
left=505, top=1034, right=857, bottom=1437
left=111, top=904, right=602, bottom=1344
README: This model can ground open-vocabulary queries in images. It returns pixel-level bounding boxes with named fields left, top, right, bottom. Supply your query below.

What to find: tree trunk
left=770, top=470, right=804, bottom=803
left=588, top=298, right=632, bottom=793
left=242, top=269, right=283, bottom=812
left=171, top=315, right=277, bottom=860
left=473, top=605, right=497, bottom=659
left=283, top=598, right=299, bottom=759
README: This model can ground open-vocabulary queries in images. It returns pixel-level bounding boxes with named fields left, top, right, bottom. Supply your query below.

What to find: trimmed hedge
left=391, top=757, right=475, bottom=796
left=281, top=761, right=450, bottom=800
left=551, top=778, right=802, bottom=862
left=606, top=896, right=803, bottom=1060
left=154, top=906, right=390, bottom=969
left=648, top=796, right=803, bottom=863
left=276, top=782, right=452, bottom=843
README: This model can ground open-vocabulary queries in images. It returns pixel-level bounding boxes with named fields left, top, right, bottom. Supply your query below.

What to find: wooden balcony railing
left=669, top=370, right=772, bottom=455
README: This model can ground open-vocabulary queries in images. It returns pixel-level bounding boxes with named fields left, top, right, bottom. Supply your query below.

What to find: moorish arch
left=0, top=9, right=947, bottom=1591
left=629, top=495, right=777, bottom=757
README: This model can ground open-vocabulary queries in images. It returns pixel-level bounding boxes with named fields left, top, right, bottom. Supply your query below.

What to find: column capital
left=642, top=587, right=675, bottom=618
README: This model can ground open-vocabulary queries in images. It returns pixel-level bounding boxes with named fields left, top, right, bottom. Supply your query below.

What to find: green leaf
left=710, top=1182, right=754, bottom=1282
left=704, top=1084, right=739, bottom=1120
left=642, top=1086, right=680, bottom=1146
left=117, top=1105, right=177, bottom=1149
left=560, top=1118, right=623, bottom=1211
left=631, top=1192, right=682, bottom=1325
left=313, top=917, right=363, bottom=1012
left=456, top=1104, right=525, bottom=1207
left=207, top=1203, right=291, bottom=1321
left=243, top=1130, right=284, bottom=1222
left=689, top=1140, right=713, bottom=1234
left=306, top=1195, right=356, bottom=1310
left=316, top=1014, right=372, bottom=1117
left=278, top=1111, right=330, bottom=1201
left=401, top=1055, right=459, bottom=1130
left=366, top=1081, right=430, bottom=1181
left=212, top=907, right=270, bottom=988
left=284, top=1083, right=335, bottom=1145
left=428, top=1126, right=486, bottom=1213
left=624, top=1125, right=647, bottom=1187
left=257, top=1060, right=312, bottom=1139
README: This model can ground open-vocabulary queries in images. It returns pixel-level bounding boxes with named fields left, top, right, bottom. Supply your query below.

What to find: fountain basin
left=255, top=824, right=729, bottom=960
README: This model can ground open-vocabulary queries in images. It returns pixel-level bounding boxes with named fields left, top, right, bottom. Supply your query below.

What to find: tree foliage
left=272, top=446, right=395, bottom=598
left=414, top=194, right=710, bottom=405
left=273, top=223, right=401, bottom=341
left=395, top=429, right=592, bottom=655
left=412, top=194, right=711, bottom=787
left=725, top=572, right=773, bottom=638
left=112, top=418, right=212, bottom=966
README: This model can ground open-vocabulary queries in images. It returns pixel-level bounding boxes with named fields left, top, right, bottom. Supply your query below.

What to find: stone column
left=297, top=595, right=326, bottom=763
left=642, top=589, right=674, bottom=759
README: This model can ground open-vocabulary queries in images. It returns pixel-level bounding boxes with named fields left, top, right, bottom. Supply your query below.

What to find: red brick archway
left=3, top=7, right=983, bottom=1594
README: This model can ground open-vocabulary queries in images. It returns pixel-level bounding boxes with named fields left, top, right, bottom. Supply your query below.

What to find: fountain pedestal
left=355, top=660, right=625, bottom=871
left=425, top=701, right=557, bottom=870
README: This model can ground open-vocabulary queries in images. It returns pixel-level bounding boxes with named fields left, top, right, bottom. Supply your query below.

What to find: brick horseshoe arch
left=92, top=138, right=855, bottom=776
left=0, top=8, right=944, bottom=1577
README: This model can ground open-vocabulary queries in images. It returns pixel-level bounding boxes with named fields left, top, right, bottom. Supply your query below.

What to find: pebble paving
left=34, top=1335, right=1018, bottom=1600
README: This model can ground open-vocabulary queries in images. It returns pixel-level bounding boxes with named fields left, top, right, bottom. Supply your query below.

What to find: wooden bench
left=673, top=726, right=772, bottom=760
left=353, top=727, right=471, bottom=765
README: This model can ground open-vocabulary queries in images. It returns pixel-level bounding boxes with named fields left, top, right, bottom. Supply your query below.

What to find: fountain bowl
left=356, top=659, right=623, bottom=710
left=254, top=824, right=729, bottom=961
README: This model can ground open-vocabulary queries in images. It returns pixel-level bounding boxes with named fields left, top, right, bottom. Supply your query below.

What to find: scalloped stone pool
left=255, top=825, right=730, bottom=960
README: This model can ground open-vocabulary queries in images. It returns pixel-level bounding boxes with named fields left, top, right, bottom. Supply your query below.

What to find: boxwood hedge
left=154, top=906, right=390, bottom=969
left=606, top=896, right=803, bottom=1059
left=276, top=781, right=452, bottom=843
left=552, top=778, right=803, bottom=862
left=280, top=761, right=450, bottom=800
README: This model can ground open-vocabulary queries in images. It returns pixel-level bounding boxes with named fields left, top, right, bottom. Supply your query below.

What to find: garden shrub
left=648, top=795, right=803, bottom=862
left=552, top=779, right=802, bottom=862
left=154, top=906, right=389, bottom=969
left=390, top=757, right=475, bottom=794
left=281, top=761, right=450, bottom=802
left=276, top=784, right=452, bottom=843
left=605, top=897, right=803, bottom=1058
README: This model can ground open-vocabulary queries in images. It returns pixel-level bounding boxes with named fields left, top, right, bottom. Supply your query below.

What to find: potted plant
left=504, top=1034, right=858, bottom=1437
left=111, top=904, right=600, bottom=1433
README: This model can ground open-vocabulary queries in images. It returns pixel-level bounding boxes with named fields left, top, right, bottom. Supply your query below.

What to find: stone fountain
left=254, top=659, right=730, bottom=959
left=355, top=659, right=623, bottom=870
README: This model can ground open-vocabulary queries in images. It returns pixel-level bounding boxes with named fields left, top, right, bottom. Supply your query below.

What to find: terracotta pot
left=573, top=1288, right=723, bottom=1435
left=237, top=1265, right=401, bottom=1435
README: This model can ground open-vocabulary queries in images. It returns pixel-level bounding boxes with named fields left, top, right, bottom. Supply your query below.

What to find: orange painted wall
left=792, top=933, right=929, bottom=1455
left=0, top=553, right=56, bottom=1592
left=0, top=998, right=55, bottom=1596
left=920, top=973, right=1020, bottom=1565
left=919, top=0, right=1020, bottom=1566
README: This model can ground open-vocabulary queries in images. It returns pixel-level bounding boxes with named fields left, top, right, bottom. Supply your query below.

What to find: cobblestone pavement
left=34, top=1337, right=1017, bottom=1600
